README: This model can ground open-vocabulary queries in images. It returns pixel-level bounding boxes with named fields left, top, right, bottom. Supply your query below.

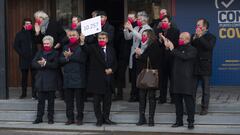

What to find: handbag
left=136, top=57, right=159, bottom=89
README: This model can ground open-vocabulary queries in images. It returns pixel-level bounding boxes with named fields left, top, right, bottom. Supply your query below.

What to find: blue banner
left=174, top=0, right=240, bottom=85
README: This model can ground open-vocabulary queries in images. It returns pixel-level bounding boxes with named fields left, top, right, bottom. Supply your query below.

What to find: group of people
left=13, top=9, right=216, bottom=129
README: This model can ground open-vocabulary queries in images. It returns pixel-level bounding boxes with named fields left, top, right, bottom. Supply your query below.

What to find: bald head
left=179, top=32, right=191, bottom=44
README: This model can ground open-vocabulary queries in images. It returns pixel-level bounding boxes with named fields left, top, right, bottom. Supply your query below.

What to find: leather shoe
left=76, top=120, right=83, bottom=125
left=33, top=119, right=43, bottom=124
left=200, top=108, right=208, bottom=115
left=188, top=123, right=194, bottom=129
left=96, top=120, right=103, bottom=127
left=158, top=98, right=167, bottom=104
left=171, top=122, right=183, bottom=127
left=65, top=120, right=74, bottom=125
left=104, top=119, right=117, bottom=125
left=48, top=120, right=54, bottom=124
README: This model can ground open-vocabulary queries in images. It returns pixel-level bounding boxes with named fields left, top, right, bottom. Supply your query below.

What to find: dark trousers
left=139, top=89, right=156, bottom=117
left=174, top=94, right=195, bottom=123
left=36, top=91, right=55, bottom=120
left=196, top=75, right=210, bottom=109
left=64, top=88, right=85, bottom=121
left=160, top=60, right=173, bottom=100
left=93, top=92, right=112, bottom=121
left=129, top=67, right=139, bottom=99
left=21, top=68, right=36, bottom=97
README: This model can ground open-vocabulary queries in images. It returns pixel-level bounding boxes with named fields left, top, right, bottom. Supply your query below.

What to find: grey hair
left=34, top=10, right=49, bottom=20
left=137, top=11, right=149, bottom=22
left=98, top=31, right=109, bottom=38
left=42, top=35, right=54, bottom=46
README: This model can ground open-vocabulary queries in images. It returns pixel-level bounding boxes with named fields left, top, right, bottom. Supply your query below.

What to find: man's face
left=24, top=21, right=32, bottom=27
left=160, top=9, right=167, bottom=16
left=161, top=18, right=170, bottom=24
left=128, top=14, right=136, bottom=21
left=101, top=16, right=107, bottom=22
left=196, top=20, right=206, bottom=31
left=179, top=32, right=190, bottom=44
left=72, top=17, right=79, bottom=24
left=68, top=31, right=79, bottom=39
left=98, top=35, right=108, bottom=43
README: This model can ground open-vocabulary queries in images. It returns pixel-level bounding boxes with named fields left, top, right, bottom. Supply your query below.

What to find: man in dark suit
left=81, top=32, right=117, bottom=127
left=14, top=18, right=37, bottom=99
left=162, top=32, right=197, bottom=129
left=192, top=18, right=216, bottom=115
left=154, top=15, right=180, bottom=104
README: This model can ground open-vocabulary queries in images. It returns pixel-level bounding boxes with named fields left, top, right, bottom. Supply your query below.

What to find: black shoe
left=65, top=120, right=74, bottom=125
left=112, top=95, right=123, bottom=101
left=33, top=119, right=43, bottom=124
left=104, top=119, right=117, bottom=125
left=19, top=94, right=27, bottom=99
left=200, top=108, right=208, bottom=115
left=76, top=120, right=83, bottom=125
left=128, top=97, right=139, bottom=102
left=48, top=120, right=54, bottom=124
left=136, top=117, right=146, bottom=126
left=188, top=123, right=194, bottom=129
left=171, top=122, right=183, bottom=127
left=158, top=98, right=166, bottom=104
left=148, top=117, right=154, bottom=127
left=96, top=120, right=103, bottom=127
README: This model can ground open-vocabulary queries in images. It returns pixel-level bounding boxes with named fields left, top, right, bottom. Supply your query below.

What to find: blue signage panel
left=174, top=0, right=240, bottom=85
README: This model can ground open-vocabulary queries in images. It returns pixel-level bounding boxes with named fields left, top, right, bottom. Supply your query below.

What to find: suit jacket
left=191, top=32, right=216, bottom=76
left=14, top=29, right=37, bottom=69
left=82, top=43, right=117, bottom=94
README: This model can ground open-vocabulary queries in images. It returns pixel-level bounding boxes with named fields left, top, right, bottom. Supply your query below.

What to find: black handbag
left=136, top=57, right=159, bottom=89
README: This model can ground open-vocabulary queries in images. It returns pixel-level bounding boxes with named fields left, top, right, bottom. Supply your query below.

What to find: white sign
left=81, top=16, right=102, bottom=36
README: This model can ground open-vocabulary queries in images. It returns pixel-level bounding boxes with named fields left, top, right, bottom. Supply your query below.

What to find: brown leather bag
left=136, top=57, right=159, bottom=89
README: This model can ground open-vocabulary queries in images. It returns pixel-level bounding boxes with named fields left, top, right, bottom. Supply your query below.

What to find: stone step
left=0, top=122, right=240, bottom=135
left=0, top=99, right=240, bottom=113
left=0, top=110, right=240, bottom=125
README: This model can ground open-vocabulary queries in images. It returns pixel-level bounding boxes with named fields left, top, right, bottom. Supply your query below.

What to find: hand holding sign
left=81, top=16, right=102, bottom=36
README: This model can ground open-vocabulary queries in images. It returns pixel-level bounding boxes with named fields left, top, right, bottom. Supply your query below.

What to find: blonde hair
left=34, top=10, right=49, bottom=20
left=42, top=35, right=54, bottom=46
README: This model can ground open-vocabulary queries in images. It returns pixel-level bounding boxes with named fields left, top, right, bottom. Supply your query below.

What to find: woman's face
left=43, top=40, right=52, bottom=48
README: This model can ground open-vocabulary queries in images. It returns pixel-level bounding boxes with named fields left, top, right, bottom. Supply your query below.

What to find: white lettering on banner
left=81, top=16, right=102, bottom=36
left=218, top=10, right=240, bottom=23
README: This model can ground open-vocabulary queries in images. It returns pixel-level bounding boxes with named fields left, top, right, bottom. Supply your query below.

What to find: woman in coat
left=135, top=29, right=164, bottom=126
left=32, top=36, right=59, bottom=124
left=59, top=30, right=87, bottom=125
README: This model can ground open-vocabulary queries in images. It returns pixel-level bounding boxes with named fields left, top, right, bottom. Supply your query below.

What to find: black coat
left=192, top=32, right=216, bottom=76
left=154, top=26, right=180, bottom=66
left=85, top=22, right=115, bottom=46
left=170, top=44, right=197, bottom=96
left=32, top=50, right=59, bottom=92
left=35, top=20, right=66, bottom=50
left=82, top=43, right=117, bottom=94
left=14, top=29, right=37, bottom=69
left=137, top=41, right=164, bottom=89
left=59, top=44, right=87, bottom=89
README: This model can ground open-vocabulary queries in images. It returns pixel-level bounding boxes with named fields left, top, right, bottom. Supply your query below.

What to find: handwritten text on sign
left=81, top=16, right=102, bottom=36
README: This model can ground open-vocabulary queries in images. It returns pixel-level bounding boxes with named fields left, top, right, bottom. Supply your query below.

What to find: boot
left=148, top=116, right=154, bottom=126
left=19, top=88, right=27, bottom=99
left=149, top=92, right=156, bottom=126
left=200, top=107, right=208, bottom=115
left=136, top=114, right=146, bottom=126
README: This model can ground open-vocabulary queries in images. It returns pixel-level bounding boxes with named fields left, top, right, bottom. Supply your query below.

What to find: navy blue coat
left=59, top=44, right=87, bottom=89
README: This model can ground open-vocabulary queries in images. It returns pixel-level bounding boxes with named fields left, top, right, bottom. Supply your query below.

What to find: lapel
left=93, top=44, right=107, bottom=67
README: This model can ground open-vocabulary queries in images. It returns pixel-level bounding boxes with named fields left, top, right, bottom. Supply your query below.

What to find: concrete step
left=0, top=99, right=240, bottom=113
left=0, top=110, right=240, bottom=125
left=0, top=122, right=240, bottom=135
